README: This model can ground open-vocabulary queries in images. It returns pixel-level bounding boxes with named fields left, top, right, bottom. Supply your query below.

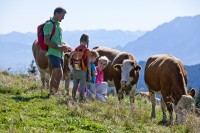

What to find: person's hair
left=54, top=7, right=67, bottom=15
left=91, top=50, right=99, bottom=58
left=80, top=34, right=89, bottom=47
left=98, top=56, right=110, bottom=65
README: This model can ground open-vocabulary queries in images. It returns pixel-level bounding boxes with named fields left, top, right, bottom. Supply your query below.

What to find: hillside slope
left=122, top=15, right=200, bottom=65
left=0, top=72, right=199, bottom=132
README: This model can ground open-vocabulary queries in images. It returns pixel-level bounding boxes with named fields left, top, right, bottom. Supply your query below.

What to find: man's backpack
left=37, top=20, right=56, bottom=51
left=70, top=46, right=87, bottom=71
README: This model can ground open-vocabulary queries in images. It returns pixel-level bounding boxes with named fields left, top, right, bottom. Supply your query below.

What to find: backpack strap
left=72, top=46, right=88, bottom=70
left=82, top=47, right=87, bottom=60
left=76, top=46, right=87, bottom=60
left=46, top=20, right=56, bottom=40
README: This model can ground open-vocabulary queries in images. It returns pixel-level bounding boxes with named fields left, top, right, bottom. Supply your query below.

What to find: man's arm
left=44, top=35, right=68, bottom=52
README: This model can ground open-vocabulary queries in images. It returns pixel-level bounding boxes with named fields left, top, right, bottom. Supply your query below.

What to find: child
left=87, top=50, right=99, bottom=100
left=71, top=34, right=91, bottom=101
left=95, top=56, right=110, bottom=102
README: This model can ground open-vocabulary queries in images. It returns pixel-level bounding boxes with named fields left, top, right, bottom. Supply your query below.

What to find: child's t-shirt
left=89, top=62, right=96, bottom=83
left=96, top=66, right=104, bottom=84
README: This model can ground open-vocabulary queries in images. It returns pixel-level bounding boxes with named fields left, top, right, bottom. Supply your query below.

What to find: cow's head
left=113, top=59, right=141, bottom=92
left=175, top=88, right=196, bottom=123
left=63, top=49, right=73, bottom=80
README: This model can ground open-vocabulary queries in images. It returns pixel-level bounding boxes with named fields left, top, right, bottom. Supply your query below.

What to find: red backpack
left=37, top=20, right=56, bottom=51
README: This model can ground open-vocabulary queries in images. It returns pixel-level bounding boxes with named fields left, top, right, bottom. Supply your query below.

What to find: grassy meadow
left=0, top=71, right=200, bottom=133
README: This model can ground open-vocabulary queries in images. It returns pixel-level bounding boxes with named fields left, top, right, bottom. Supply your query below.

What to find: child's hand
left=88, top=75, right=92, bottom=81
left=94, top=71, right=98, bottom=76
left=92, top=71, right=98, bottom=76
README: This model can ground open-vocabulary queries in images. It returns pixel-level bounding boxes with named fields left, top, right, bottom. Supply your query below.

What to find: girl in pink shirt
left=95, top=56, right=110, bottom=102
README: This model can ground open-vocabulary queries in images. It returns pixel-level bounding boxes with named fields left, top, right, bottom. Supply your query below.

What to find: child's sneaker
left=97, top=94, right=107, bottom=102
left=105, top=95, right=108, bottom=100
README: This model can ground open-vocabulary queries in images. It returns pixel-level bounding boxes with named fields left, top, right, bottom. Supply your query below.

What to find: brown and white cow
left=144, top=54, right=196, bottom=123
left=93, top=46, right=141, bottom=106
left=32, top=40, right=72, bottom=95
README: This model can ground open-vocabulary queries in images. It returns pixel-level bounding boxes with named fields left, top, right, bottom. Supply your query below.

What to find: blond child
left=87, top=50, right=99, bottom=99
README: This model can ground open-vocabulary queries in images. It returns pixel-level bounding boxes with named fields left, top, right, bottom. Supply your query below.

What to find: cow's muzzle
left=121, top=81, right=126, bottom=88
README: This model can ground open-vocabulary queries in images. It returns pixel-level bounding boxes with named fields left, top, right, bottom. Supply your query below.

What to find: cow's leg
left=166, top=101, right=174, bottom=124
left=64, top=76, right=70, bottom=96
left=114, top=80, right=123, bottom=104
left=160, top=85, right=174, bottom=123
left=45, top=73, right=50, bottom=89
left=160, top=97, right=167, bottom=122
left=38, top=67, right=46, bottom=89
left=150, top=92, right=156, bottom=118
left=118, top=89, right=124, bottom=104
left=129, top=84, right=136, bottom=107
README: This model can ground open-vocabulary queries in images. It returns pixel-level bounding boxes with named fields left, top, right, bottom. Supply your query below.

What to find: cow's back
left=92, top=46, right=121, bottom=81
left=32, top=40, right=49, bottom=70
left=145, top=54, right=188, bottom=96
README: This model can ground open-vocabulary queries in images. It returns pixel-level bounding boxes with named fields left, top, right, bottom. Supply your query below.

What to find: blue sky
left=1, top=0, right=200, bottom=34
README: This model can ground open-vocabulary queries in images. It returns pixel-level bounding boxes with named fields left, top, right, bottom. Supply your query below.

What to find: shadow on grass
left=158, top=119, right=170, bottom=126
left=12, top=94, right=49, bottom=102
left=56, top=96, right=72, bottom=105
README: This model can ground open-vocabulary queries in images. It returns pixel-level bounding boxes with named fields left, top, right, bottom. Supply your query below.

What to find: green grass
left=0, top=72, right=200, bottom=133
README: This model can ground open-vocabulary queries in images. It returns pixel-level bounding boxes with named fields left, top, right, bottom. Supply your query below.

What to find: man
left=43, top=7, right=69, bottom=95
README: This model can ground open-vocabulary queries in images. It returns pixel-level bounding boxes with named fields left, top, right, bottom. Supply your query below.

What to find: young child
left=95, top=56, right=110, bottom=102
left=71, top=34, right=91, bottom=101
left=87, top=50, right=99, bottom=100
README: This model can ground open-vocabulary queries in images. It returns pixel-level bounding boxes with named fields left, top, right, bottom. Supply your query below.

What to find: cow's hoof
left=158, top=119, right=168, bottom=125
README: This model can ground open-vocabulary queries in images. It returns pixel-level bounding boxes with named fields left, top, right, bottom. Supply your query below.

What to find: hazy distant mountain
left=121, top=15, right=200, bottom=65
left=0, top=31, right=36, bottom=44
left=0, top=30, right=145, bottom=72
left=0, top=41, right=33, bottom=73
left=63, top=29, right=146, bottom=49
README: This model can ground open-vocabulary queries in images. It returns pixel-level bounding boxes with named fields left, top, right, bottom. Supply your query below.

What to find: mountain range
left=120, top=15, right=200, bottom=66
left=0, top=30, right=145, bottom=72
left=0, top=15, right=200, bottom=69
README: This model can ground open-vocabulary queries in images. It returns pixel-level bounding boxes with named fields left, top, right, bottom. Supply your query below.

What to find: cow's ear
left=134, top=65, right=142, bottom=72
left=189, top=88, right=196, bottom=97
left=113, top=64, right=122, bottom=71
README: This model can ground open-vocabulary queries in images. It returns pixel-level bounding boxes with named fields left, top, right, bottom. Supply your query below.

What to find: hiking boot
left=79, top=96, right=87, bottom=103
